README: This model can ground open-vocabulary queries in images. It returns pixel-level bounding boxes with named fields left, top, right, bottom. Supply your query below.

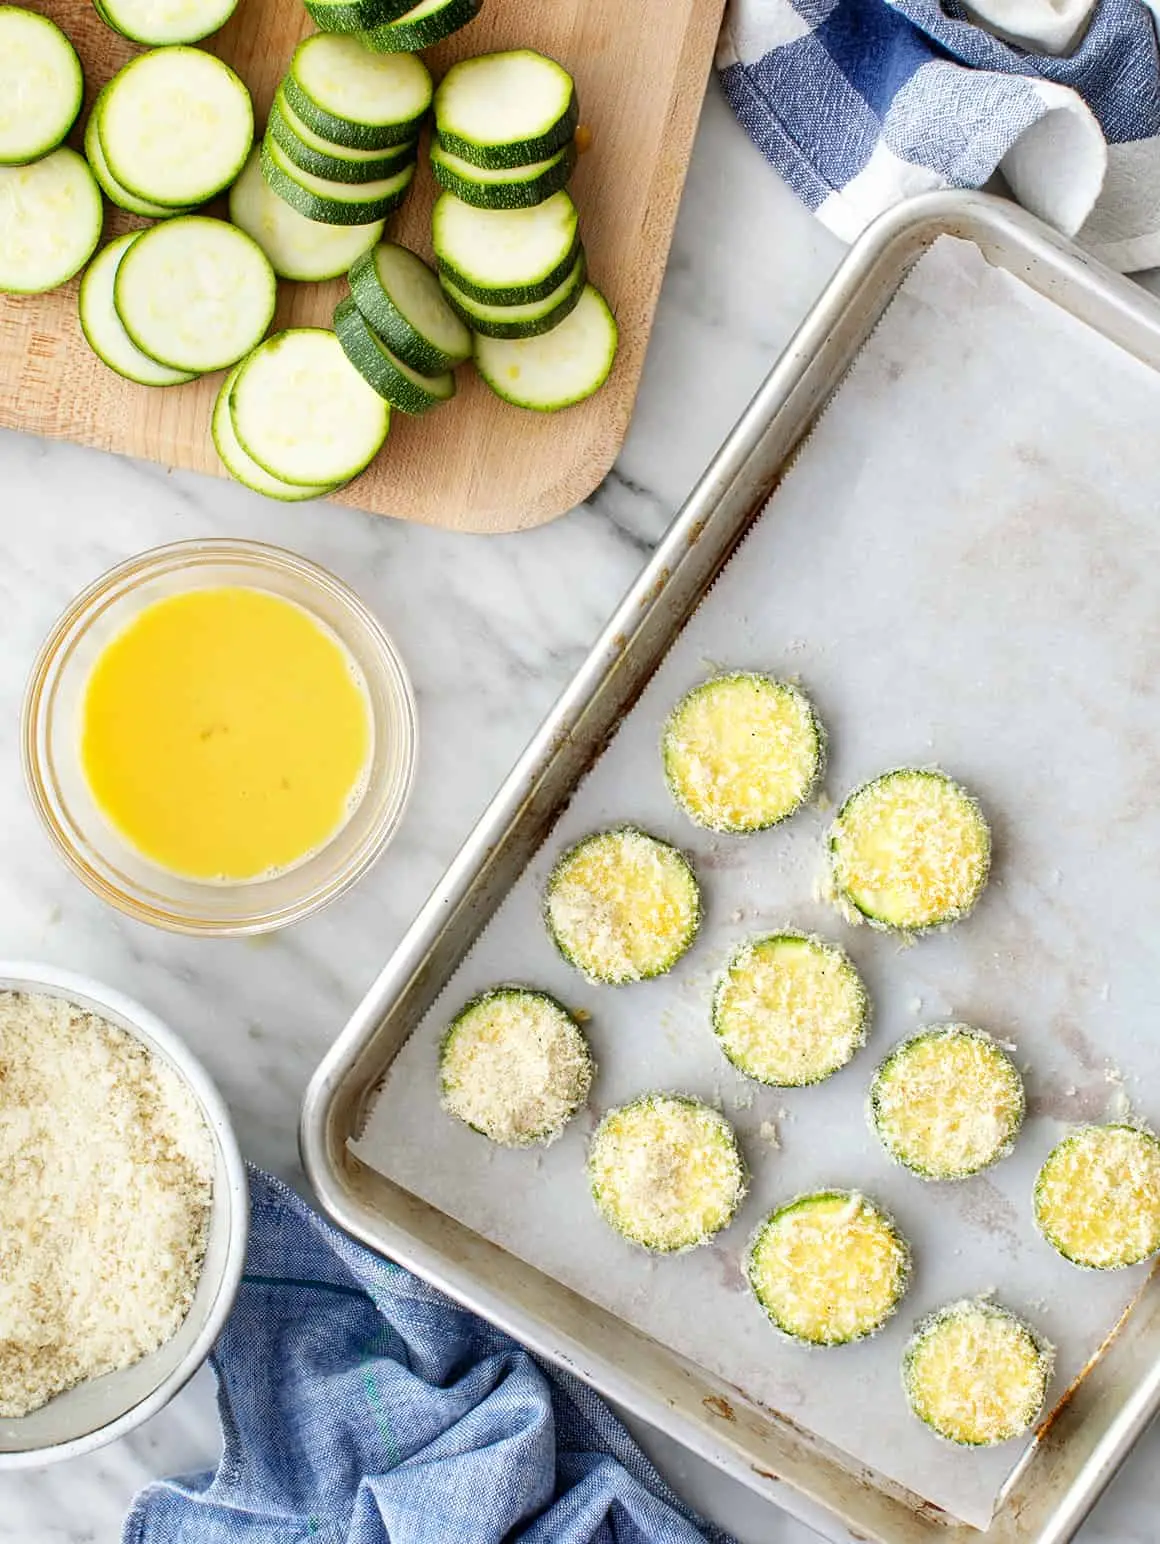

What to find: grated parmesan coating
left=712, top=932, right=868, bottom=1088
left=439, top=987, right=593, bottom=1147
left=903, top=1300, right=1052, bottom=1446
left=0, top=991, right=214, bottom=1419
left=1034, top=1124, right=1160, bottom=1269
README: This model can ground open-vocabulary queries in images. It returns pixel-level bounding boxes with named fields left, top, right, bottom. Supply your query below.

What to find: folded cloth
left=718, top=0, right=1160, bottom=272
left=123, top=1168, right=730, bottom=1544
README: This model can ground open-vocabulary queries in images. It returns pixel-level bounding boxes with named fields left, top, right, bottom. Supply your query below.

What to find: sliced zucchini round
left=903, top=1301, right=1052, bottom=1446
left=113, top=217, right=276, bottom=374
left=334, top=296, right=456, bottom=414
left=0, top=149, right=102, bottom=295
left=98, top=48, right=253, bottom=208
left=348, top=242, right=471, bottom=374
left=361, top=0, right=481, bottom=51
left=662, top=673, right=824, bottom=834
left=267, top=91, right=415, bottom=185
left=261, top=136, right=414, bottom=226
left=440, top=251, right=586, bottom=340
left=712, top=933, right=868, bottom=1088
left=433, top=50, right=578, bottom=171
left=0, top=8, right=83, bottom=167
left=430, top=138, right=576, bottom=211
left=870, top=1025, right=1025, bottom=1181
left=587, top=1094, right=746, bottom=1253
left=305, top=0, right=416, bottom=36
left=85, top=102, right=193, bottom=218
left=747, top=1191, right=910, bottom=1346
left=228, top=148, right=383, bottom=283
left=545, top=826, right=701, bottom=986
left=79, top=234, right=198, bottom=388
left=229, top=328, right=390, bottom=488
left=474, top=284, right=618, bottom=411
left=212, top=364, right=339, bottom=502
left=95, top=0, right=239, bottom=45
left=439, top=987, right=593, bottom=1148
left=829, top=769, right=991, bottom=932
left=432, top=189, right=579, bottom=305
left=1034, top=1124, right=1160, bottom=1269
left=282, top=36, right=432, bottom=151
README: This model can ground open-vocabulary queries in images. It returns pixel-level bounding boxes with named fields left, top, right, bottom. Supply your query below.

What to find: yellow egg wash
left=80, top=586, right=372, bottom=881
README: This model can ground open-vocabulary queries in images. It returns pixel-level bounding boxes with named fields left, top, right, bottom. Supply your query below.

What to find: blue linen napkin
left=718, top=0, right=1160, bottom=271
left=123, top=1168, right=731, bottom=1544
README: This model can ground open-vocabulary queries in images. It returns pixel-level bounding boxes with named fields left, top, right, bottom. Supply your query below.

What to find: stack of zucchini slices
left=304, top=0, right=482, bottom=54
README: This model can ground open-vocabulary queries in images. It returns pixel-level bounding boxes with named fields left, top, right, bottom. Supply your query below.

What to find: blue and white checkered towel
left=123, top=1169, right=729, bottom=1544
left=718, top=0, right=1160, bottom=271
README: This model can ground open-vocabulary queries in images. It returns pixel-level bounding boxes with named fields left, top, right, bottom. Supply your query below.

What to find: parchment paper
left=354, top=238, right=1160, bottom=1529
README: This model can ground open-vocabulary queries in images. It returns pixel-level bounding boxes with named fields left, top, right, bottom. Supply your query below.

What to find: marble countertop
left=2, top=79, right=1158, bottom=1544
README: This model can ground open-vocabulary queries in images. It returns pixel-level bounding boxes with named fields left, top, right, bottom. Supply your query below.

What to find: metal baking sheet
left=303, top=193, right=1160, bottom=1544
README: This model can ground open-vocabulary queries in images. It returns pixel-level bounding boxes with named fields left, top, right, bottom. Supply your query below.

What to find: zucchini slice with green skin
left=748, top=1191, right=910, bottom=1346
left=434, top=50, right=577, bottom=171
left=870, top=1025, right=1024, bottom=1181
left=0, top=9, right=83, bottom=167
left=432, top=189, right=579, bottom=305
left=546, top=827, right=701, bottom=986
left=228, top=149, right=383, bottom=283
left=261, top=136, right=414, bottom=226
left=361, top=0, right=482, bottom=52
left=267, top=92, right=415, bottom=185
left=229, top=328, right=390, bottom=487
left=79, top=234, right=198, bottom=388
left=903, top=1301, right=1052, bottom=1446
left=430, top=138, right=576, bottom=211
left=98, top=48, right=253, bottom=208
left=0, top=149, right=102, bottom=296
left=305, top=0, right=416, bottom=35
left=85, top=103, right=193, bottom=218
left=333, top=296, right=456, bottom=414
left=440, top=251, right=586, bottom=340
left=213, top=364, right=339, bottom=502
left=439, top=987, right=593, bottom=1148
left=348, top=242, right=471, bottom=374
left=95, top=0, right=239, bottom=46
left=474, top=284, right=618, bottom=412
left=588, top=1095, right=746, bottom=1253
left=282, top=36, right=432, bottom=152
left=662, top=673, right=825, bottom=834
left=712, top=933, right=868, bottom=1088
left=829, top=768, right=991, bottom=932
left=1034, top=1124, right=1160, bottom=1269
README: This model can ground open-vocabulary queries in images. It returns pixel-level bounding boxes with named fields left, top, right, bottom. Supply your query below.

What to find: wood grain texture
left=0, top=0, right=724, bottom=531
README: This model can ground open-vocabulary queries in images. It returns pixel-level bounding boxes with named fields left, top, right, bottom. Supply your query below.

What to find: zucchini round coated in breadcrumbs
left=870, top=1025, right=1024, bottom=1180
left=587, top=1094, right=746, bottom=1253
left=662, top=673, right=824, bottom=833
left=829, top=769, right=991, bottom=932
left=439, top=987, right=593, bottom=1146
left=545, top=827, right=701, bottom=985
left=747, top=1190, right=910, bottom=1345
left=712, top=932, right=868, bottom=1087
left=1034, top=1124, right=1160, bottom=1269
left=903, top=1300, right=1052, bottom=1446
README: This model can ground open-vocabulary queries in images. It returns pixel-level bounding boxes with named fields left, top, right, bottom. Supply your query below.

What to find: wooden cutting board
left=0, top=0, right=724, bottom=532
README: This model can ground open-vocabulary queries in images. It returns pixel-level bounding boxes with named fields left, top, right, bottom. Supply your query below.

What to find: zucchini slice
left=282, top=36, right=432, bottom=152
left=333, top=296, right=456, bottom=414
left=545, top=827, right=701, bottom=986
left=829, top=769, right=991, bottom=932
left=440, top=252, right=586, bottom=340
left=229, top=328, right=390, bottom=488
left=95, top=0, right=239, bottom=45
left=1034, top=1124, right=1160, bottom=1269
left=430, top=139, right=576, bottom=211
left=474, top=284, right=618, bottom=411
left=348, top=242, right=471, bottom=374
left=305, top=0, right=416, bottom=36
left=79, top=234, right=198, bottom=388
left=662, top=673, right=824, bottom=834
left=0, top=149, right=102, bottom=296
left=361, top=0, right=482, bottom=53
left=712, top=933, right=868, bottom=1088
left=433, top=50, right=577, bottom=171
left=747, top=1191, right=910, bottom=1346
left=267, top=92, right=416, bottom=185
left=903, top=1301, right=1052, bottom=1446
left=212, top=364, right=339, bottom=502
left=587, top=1094, right=746, bottom=1253
left=113, top=217, right=276, bottom=374
left=432, top=189, right=579, bottom=305
left=261, top=136, right=414, bottom=226
left=85, top=102, right=193, bottom=218
left=870, top=1025, right=1024, bottom=1181
left=0, top=9, right=83, bottom=167
left=98, top=48, right=253, bottom=208
left=439, top=987, right=593, bottom=1147
left=228, top=148, right=383, bottom=283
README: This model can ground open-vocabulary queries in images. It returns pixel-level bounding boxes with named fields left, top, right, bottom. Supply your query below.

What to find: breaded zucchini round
left=903, top=1300, right=1052, bottom=1446
left=1034, top=1124, right=1160, bottom=1269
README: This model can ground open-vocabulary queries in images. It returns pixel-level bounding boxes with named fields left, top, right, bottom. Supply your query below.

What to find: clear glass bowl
left=23, top=539, right=417, bottom=936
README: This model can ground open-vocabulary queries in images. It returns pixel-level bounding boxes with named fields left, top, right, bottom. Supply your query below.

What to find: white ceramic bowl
left=0, top=964, right=247, bottom=1468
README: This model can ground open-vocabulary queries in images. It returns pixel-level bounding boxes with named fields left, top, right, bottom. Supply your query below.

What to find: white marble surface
left=0, top=79, right=1157, bottom=1544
